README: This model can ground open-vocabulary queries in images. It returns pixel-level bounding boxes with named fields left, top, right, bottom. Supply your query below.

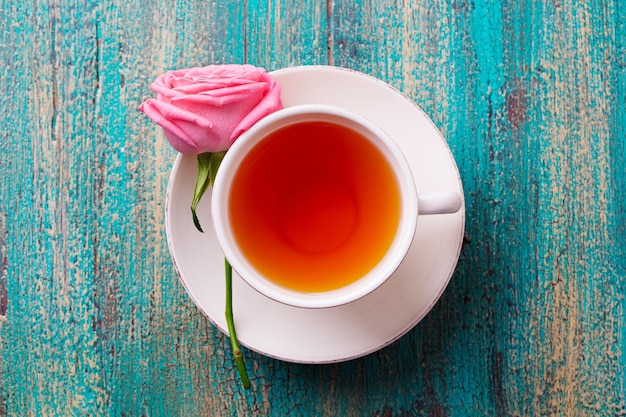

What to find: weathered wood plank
left=521, top=1, right=624, bottom=414
left=1, top=0, right=106, bottom=415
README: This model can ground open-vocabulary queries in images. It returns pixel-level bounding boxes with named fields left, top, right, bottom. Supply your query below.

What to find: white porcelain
left=165, top=66, right=465, bottom=363
left=211, top=104, right=460, bottom=309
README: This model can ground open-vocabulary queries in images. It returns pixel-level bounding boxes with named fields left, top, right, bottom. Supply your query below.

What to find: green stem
left=192, top=151, right=250, bottom=389
left=225, top=259, right=251, bottom=389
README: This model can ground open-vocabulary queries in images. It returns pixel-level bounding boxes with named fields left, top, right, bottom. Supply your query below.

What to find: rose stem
left=193, top=152, right=250, bottom=389
left=225, top=258, right=251, bottom=389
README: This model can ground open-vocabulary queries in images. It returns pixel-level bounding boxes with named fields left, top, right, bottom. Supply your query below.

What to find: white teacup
left=212, top=104, right=461, bottom=309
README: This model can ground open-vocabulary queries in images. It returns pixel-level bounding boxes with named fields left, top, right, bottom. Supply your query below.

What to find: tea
left=228, top=121, right=401, bottom=292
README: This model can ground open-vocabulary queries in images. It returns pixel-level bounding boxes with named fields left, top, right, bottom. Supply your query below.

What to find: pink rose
left=139, top=64, right=282, bottom=154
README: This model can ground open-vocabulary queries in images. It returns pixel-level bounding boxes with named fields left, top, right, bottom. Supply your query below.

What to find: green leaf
left=190, top=151, right=228, bottom=232
left=209, top=151, right=227, bottom=187
left=190, top=152, right=214, bottom=233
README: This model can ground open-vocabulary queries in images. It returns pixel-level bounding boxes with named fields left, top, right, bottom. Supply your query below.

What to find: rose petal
left=140, top=99, right=227, bottom=153
left=172, top=84, right=267, bottom=106
left=139, top=100, right=198, bottom=153
left=148, top=99, right=213, bottom=128
left=231, top=76, right=282, bottom=140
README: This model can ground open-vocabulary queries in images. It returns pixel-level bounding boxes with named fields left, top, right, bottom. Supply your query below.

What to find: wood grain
left=1, top=0, right=625, bottom=415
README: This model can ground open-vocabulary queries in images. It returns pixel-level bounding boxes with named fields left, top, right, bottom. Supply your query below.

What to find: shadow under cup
left=212, top=105, right=418, bottom=309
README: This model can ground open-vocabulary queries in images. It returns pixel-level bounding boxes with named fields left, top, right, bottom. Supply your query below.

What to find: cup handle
left=418, top=192, right=463, bottom=215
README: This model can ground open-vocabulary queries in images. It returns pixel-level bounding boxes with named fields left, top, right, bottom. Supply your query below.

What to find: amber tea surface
left=229, top=121, right=401, bottom=292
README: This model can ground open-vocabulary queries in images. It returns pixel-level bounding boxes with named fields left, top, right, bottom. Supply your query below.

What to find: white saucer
left=165, top=66, right=465, bottom=363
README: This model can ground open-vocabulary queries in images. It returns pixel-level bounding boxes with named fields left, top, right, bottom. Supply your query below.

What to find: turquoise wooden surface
left=1, top=0, right=625, bottom=415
